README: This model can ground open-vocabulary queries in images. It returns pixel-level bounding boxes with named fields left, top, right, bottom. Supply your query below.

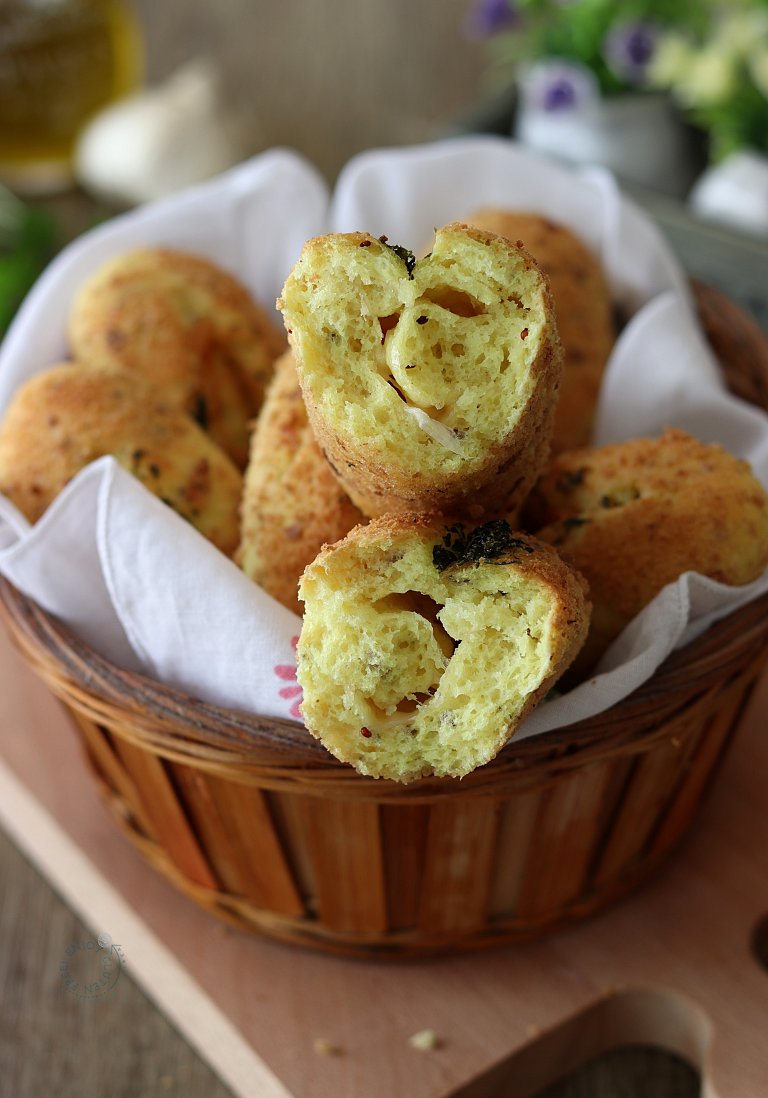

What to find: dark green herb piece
left=379, top=236, right=416, bottom=278
left=192, top=394, right=208, bottom=429
left=433, top=519, right=535, bottom=572
left=552, top=515, right=590, bottom=546
left=556, top=467, right=586, bottom=493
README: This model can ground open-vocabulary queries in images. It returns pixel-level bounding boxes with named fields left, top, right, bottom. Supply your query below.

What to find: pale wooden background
left=132, top=0, right=488, bottom=183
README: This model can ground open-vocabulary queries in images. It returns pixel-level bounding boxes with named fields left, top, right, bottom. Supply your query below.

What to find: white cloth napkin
left=1, top=135, right=767, bottom=739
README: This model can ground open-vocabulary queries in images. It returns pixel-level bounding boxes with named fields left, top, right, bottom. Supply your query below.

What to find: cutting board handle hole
left=750, top=913, right=768, bottom=971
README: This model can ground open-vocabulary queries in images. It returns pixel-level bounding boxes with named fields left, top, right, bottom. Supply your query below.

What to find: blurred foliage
left=482, top=0, right=712, bottom=95
left=0, top=189, right=59, bottom=338
left=474, top=0, right=768, bottom=161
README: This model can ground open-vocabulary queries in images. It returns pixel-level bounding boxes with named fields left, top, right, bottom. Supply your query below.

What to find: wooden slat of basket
left=380, top=803, right=430, bottom=930
left=169, top=764, right=256, bottom=897
left=591, top=709, right=715, bottom=889
left=264, top=791, right=319, bottom=913
left=418, top=799, right=500, bottom=935
left=198, top=775, right=305, bottom=917
left=69, top=711, right=158, bottom=841
left=301, top=798, right=388, bottom=933
left=515, top=758, right=616, bottom=920
left=108, top=737, right=219, bottom=890
left=647, top=668, right=755, bottom=860
left=487, top=789, right=542, bottom=919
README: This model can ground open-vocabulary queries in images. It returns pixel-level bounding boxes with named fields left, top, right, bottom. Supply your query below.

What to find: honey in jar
left=0, top=0, right=143, bottom=193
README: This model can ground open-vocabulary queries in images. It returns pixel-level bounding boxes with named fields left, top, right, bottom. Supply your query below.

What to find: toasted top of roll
left=69, top=248, right=286, bottom=467
left=238, top=350, right=365, bottom=615
left=0, top=363, right=243, bottom=556
left=279, top=223, right=562, bottom=520
left=297, top=515, right=590, bottom=782
left=465, top=209, right=615, bottom=453
left=527, top=428, right=768, bottom=673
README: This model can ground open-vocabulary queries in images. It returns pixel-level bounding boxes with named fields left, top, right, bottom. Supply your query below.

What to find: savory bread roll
left=279, top=224, right=563, bottom=521
left=69, top=248, right=286, bottom=468
left=528, top=428, right=768, bottom=672
left=238, top=350, right=365, bottom=615
left=466, top=209, right=615, bottom=453
left=0, top=364, right=243, bottom=556
left=297, top=515, right=590, bottom=782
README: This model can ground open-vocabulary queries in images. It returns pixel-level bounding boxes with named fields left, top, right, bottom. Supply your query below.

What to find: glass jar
left=0, top=0, right=143, bottom=194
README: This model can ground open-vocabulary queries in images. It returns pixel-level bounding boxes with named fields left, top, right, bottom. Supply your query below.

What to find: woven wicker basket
left=2, top=282, right=768, bottom=959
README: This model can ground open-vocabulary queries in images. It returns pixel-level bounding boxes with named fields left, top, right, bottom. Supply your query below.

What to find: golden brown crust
left=69, top=248, right=286, bottom=468
left=528, top=428, right=768, bottom=672
left=297, top=514, right=590, bottom=782
left=0, top=363, right=243, bottom=556
left=238, top=350, right=365, bottom=615
left=465, top=209, right=615, bottom=453
left=280, top=224, right=563, bottom=521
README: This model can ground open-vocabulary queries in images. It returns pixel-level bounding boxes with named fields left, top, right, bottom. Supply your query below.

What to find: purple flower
left=543, top=78, right=577, bottom=111
left=521, top=60, right=599, bottom=114
left=603, top=21, right=660, bottom=86
left=463, top=0, right=519, bottom=41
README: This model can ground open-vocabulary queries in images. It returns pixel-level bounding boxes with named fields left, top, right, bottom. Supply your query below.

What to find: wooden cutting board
left=0, top=617, right=766, bottom=1098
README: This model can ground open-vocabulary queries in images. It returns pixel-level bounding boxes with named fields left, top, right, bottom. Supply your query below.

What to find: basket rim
left=3, top=572, right=768, bottom=787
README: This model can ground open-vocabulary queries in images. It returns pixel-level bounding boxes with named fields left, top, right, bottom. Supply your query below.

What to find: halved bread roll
left=297, top=515, right=590, bottom=782
left=0, top=363, right=243, bottom=556
left=279, top=224, right=563, bottom=521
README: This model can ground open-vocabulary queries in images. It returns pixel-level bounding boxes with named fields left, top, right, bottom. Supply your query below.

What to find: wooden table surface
left=3, top=3, right=768, bottom=1094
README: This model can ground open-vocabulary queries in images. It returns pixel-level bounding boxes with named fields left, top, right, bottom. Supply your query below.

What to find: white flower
left=647, top=32, right=695, bottom=89
left=720, top=10, right=768, bottom=55
left=673, top=46, right=738, bottom=108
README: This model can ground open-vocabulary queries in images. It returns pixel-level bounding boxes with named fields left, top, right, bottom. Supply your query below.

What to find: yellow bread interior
left=279, top=225, right=559, bottom=489
left=298, top=516, right=590, bottom=782
left=465, top=207, right=615, bottom=453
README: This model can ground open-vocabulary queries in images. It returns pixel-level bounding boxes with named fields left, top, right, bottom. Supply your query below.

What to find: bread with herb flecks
left=69, top=248, right=286, bottom=468
left=238, top=350, right=365, bottom=615
left=0, top=363, right=243, bottom=556
left=278, top=224, right=563, bottom=522
left=297, top=514, right=590, bottom=782
left=527, top=428, right=768, bottom=674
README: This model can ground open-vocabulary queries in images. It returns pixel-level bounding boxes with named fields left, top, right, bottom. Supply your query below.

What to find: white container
left=517, top=68, right=695, bottom=196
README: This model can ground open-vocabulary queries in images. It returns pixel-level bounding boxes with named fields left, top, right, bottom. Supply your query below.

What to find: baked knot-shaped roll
left=279, top=224, right=563, bottom=521
left=238, top=350, right=365, bottom=615
left=0, top=364, right=243, bottom=556
left=297, top=516, right=590, bottom=782
left=527, top=428, right=768, bottom=673
left=466, top=209, right=615, bottom=454
left=69, top=248, right=286, bottom=468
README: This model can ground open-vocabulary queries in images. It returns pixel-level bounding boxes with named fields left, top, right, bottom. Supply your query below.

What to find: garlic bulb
left=74, top=60, right=256, bottom=205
